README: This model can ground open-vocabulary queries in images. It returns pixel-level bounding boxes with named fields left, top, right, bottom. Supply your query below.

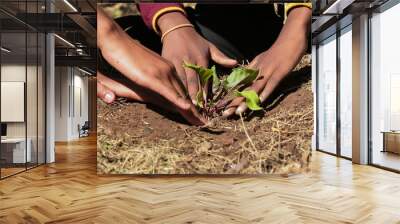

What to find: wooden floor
left=1, top=163, right=43, bottom=178
left=1, top=135, right=400, bottom=224
left=1, top=167, right=26, bottom=178
left=372, top=151, right=400, bottom=171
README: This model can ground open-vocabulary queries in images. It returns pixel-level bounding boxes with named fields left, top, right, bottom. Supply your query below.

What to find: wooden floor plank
left=0, top=135, right=400, bottom=223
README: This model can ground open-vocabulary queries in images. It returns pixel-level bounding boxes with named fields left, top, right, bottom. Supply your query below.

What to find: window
left=370, top=3, right=400, bottom=171
left=1, top=30, right=28, bottom=177
left=0, top=0, right=47, bottom=179
left=317, top=35, right=337, bottom=154
left=339, top=25, right=352, bottom=158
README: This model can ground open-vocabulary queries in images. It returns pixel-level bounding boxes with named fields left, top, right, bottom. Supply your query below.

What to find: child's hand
left=223, top=7, right=311, bottom=117
left=97, top=8, right=205, bottom=126
left=158, top=12, right=237, bottom=104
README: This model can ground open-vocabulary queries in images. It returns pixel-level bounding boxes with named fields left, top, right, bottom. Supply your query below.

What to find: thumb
left=98, top=72, right=145, bottom=102
left=97, top=80, right=115, bottom=104
left=209, top=44, right=237, bottom=67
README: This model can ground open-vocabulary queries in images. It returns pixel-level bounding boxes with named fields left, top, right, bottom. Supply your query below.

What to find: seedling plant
left=183, top=62, right=263, bottom=119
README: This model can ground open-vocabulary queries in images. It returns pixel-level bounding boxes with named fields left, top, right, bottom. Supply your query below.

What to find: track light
left=78, top=67, right=93, bottom=76
left=63, top=0, right=78, bottom=12
left=1, top=47, right=11, bottom=53
left=54, top=34, right=75, bottom=48
left=322, top=0, right=354, bottom=15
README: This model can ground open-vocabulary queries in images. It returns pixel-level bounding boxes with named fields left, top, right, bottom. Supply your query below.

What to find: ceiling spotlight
left=76, top=48, right=86, bottom=55
left=1, top=47, right=11, bottom=53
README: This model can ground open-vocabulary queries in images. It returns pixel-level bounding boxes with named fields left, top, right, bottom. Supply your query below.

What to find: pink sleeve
left=138, top=3, right=185, bottom=33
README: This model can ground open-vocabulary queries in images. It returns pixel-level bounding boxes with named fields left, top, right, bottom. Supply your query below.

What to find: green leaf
left=235, top=90, right=263, bottom=111
left=224, top=67, right=258, bottom=89
left=195, top=90, right=204, bottom=108
left=183, top=62, right=215, bottom=86
left=211, top=66, right=220, bottom=93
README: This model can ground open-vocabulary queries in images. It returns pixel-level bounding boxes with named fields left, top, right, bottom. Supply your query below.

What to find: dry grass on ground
left=97, top=56, right=313, bottom=175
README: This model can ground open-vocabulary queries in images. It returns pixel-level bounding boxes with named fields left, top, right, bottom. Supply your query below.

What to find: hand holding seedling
left=96, top=8, right=205, bottom=125
left=183, top=62, right=263, bottom=119
left=223, top=7, right=311, bottom=117
left=158, top=12, right=237, bottom=104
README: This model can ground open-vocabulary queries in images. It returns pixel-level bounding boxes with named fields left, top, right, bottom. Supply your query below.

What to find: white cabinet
left=1, top=138, right=32, bottom=163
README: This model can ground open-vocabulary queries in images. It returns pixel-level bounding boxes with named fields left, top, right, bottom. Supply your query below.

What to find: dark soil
left=97, top=55, right=313, bottom=174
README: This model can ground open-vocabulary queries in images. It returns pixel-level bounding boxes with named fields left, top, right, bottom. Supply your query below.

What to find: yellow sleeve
left=285, top=3, right=312, bottom=17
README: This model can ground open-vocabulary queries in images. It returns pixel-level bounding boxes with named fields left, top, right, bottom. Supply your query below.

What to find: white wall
left=55, top=66, right=69, bottom=141
left=1, top=64, right=25, bottom=127
left=1, top=65, right=28, bottom=138
left=1, top=65, right=26, bottom=142
left=72, top=73, right=89, bottom=138
left=1, top=63, right=46, bottom=164
left=54, top=67, right=89, bottom=141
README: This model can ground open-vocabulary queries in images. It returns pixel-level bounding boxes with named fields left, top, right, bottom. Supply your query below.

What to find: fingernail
left=259, top=94, right=266, bottom=103
left=180, top=100, right=191, bottom=110
left=223, top=108, right=234, bottom=117
left=104, top=91, right=114, bottom=103
left=235, top=105, right=246, bottom=115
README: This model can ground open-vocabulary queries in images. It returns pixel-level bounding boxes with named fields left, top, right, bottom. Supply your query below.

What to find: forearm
left=157, top=12, right=192, bottom=34
left=97, top=8, right=132, bottom=50
left=274, top=7, right=311, bottom=47
left=139, top=3, right=185, bottom=33
left=97, top=8, right=148, bottom=84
